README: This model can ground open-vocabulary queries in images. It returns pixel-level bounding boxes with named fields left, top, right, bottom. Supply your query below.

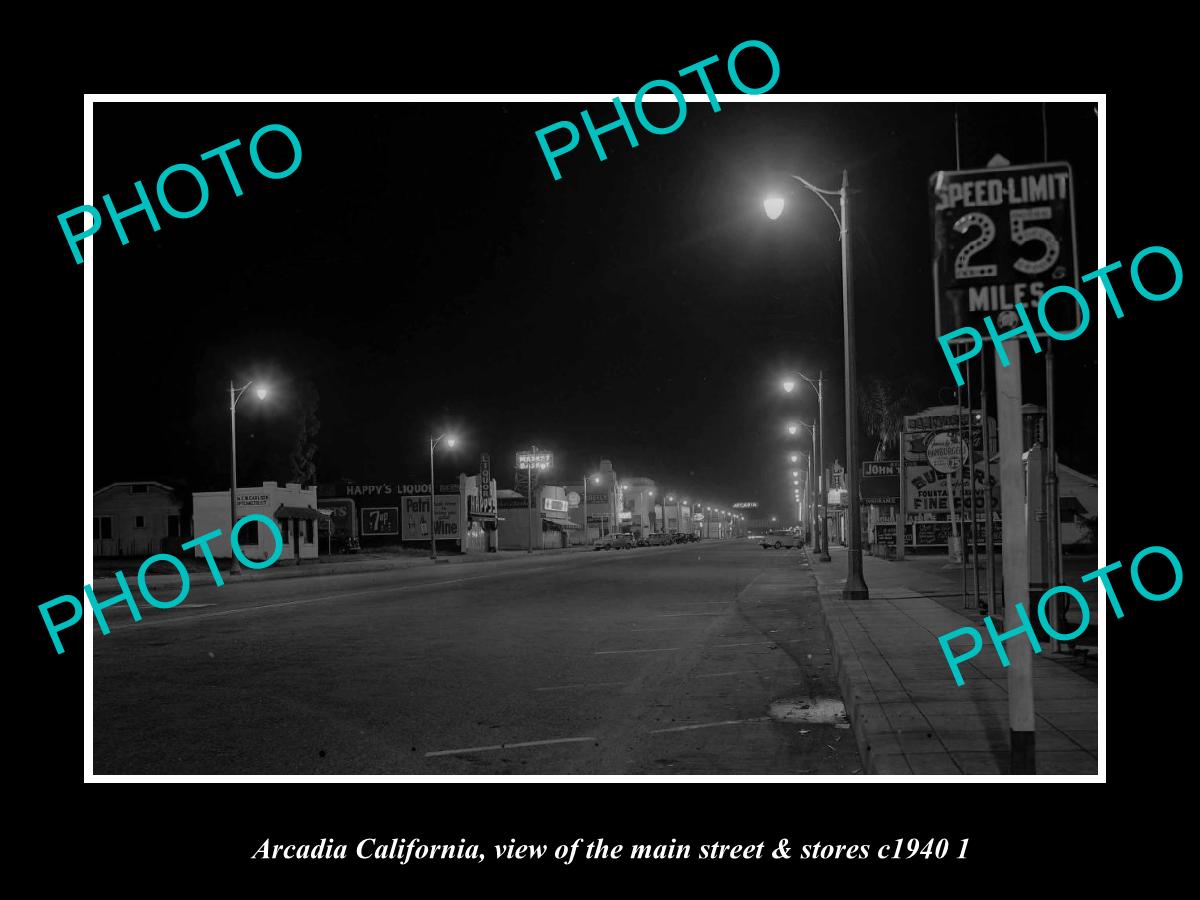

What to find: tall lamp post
left=766, top=170, right=868, bottom=600
left=783, top=371, right=830, bottom=561
left=428, top=432, right=457, bottom=560
left=788, top=421, right=818, bottom=553
left=583, top=473, right=602, bottom=547
left=228, top=379, right=268, bottom=576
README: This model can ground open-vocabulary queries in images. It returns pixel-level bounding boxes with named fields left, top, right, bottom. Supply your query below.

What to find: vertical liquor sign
left=478, top=452, right=496, bottom=517
left=930, top=161, right=1079, bottom=339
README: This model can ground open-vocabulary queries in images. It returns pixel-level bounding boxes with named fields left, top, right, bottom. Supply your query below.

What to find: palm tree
left=858, top=376, right=931, bottom=460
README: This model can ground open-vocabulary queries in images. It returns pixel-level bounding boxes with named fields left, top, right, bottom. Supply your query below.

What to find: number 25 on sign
left=929, top=161, right=1078, bottom=339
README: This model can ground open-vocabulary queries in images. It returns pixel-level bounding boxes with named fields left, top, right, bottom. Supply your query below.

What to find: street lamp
left=782, top=370, right=830, bottom=561
left=228, top=379, right=267, bottom=575
left=787, top=423, right=799, bottom=436
left=790, top=421, right=818, bottom=552
left=765, top=169, right=868, bottom=600
left=428, top=432, right=457, bottom=560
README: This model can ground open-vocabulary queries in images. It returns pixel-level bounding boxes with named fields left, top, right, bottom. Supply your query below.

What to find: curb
left=803, top=545, right=886, bottom=776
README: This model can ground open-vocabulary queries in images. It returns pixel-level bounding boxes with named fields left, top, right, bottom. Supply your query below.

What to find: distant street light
left=428, top=432, right=457, bottom=560
left=782, top=370, right=831, bottom=562
left=787, top=423, right=799, bottom=436
left=228, top=379, right=267, bottom=576
left=764, top=169, right=868, bottom=600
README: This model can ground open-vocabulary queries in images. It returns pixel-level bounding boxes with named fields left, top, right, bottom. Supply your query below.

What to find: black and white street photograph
left=73, top=93, right=1111, bottom=778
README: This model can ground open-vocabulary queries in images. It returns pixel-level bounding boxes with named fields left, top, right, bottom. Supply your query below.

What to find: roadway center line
left=594, top=647, right=681, bottom=655
left=657, top=613, right=724, bottom=618
left=689, top=668, right=801, bottom=679
left=649, top=718, right=772, bottom=734
left=100, top=566, right=570, bottom=631
left=535, top=681, right=629, bottom=692
left=711, top=641, right=779, bottom=648
left=425, top=736, right=597, bottom=757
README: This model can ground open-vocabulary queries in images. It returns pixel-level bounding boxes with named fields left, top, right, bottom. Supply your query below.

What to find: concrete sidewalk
left=808, top=545, right=1098, bottom=776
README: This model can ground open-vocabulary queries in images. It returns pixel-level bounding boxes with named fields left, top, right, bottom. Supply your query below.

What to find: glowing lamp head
left=254, top=386, right=268, bottom=400
left=446, top=436, right=457, bottom=447
left=764, top=197, right=785, bottom=220
left=787, top=424, right=799, bottom=435
left=782, top=379, right=796, bottom=393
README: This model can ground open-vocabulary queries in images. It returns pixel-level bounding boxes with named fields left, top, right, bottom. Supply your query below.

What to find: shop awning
left=545, top=518, right=580, bottom=530
left=275, top=504, right=323, bottom=520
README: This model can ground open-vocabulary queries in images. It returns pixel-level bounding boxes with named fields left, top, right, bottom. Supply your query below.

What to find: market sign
left=925, top=432, right=970, bottom=474
left=930, top=161, right=1079, bottom=340
left=544, top=497, right=569, bottom=514
left=732, top=501, right=758, bottom=509
left=516, top=449, right=553, bottom=470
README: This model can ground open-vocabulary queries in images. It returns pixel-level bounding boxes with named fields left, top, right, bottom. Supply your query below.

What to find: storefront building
left=619, top=476, right=658, bottom=538
left=192, top=481, right=319, bottom=561
left=94, top=481, right=186, bottom=558
left=496, top=485, right=579, bottom=550
left=318, top=467, right=498, bottom=554
left=566, top=459, right=621, bottom=546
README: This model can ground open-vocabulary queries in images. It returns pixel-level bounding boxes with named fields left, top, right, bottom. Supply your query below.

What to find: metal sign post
left=516, top=448, right=553, bottom=553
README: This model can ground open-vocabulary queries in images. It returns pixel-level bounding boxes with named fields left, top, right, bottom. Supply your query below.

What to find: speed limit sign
left=930, top=161, right=1078, bottom=341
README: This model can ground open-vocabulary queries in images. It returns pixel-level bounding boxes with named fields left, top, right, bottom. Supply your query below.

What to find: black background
left=25, top=19, right=1187, bottom=888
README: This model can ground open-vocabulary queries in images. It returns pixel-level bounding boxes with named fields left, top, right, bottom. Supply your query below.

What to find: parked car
left=596, top=533, right=636, bottom=550
left=648, top=532, right=674, bottom=546
left=761, top=530, right=801, bottom=549
left=673, top=532, right=690, bottom=544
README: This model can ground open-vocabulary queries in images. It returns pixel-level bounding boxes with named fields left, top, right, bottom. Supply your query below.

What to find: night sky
left=93, top=100, right=1098, bottom=520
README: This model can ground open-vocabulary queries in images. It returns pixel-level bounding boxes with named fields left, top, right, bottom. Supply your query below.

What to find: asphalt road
left=92, top=540, right=860, bottom=775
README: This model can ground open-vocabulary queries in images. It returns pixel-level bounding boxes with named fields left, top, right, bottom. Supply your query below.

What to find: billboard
left=320, top=498, right=356, bottom=539
left=361, top=506, right=399, bottom=536
left=905, top=463, right=999, bottom=515
left=401, top=495, right=460, bottom=540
